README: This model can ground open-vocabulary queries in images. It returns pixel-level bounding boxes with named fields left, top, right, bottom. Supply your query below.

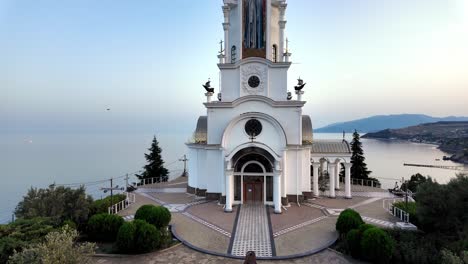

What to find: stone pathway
left=137, top=192, right=207, bottom=213
left=136, top=187, right=187, bottom=193
left=93, top=245, right=355, bottom=264
left=230, top=204, right=273, bottom=258
left=322, top=190, right=395, bottom=198
left=273, top=215, right=328, bottom=237
left=362, top=216, right=395, bottom=228
left=181, top=211, right=231, bottom=238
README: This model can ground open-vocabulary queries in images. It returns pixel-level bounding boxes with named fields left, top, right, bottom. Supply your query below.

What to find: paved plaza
left=113, top=177, right=400, bottom=262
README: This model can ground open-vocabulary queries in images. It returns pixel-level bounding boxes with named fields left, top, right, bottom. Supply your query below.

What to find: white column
left=274, top=172, right=281, bottom=214
left=329, top=162, right=336, bottom=198
left=335, top=162, right=340, bottom=190
left=222, top=5, right=230, bottom=63
left=205, top=92, right=213, bottom=103
left=344, top=163, right=352, bottom=199
left=312, top=162, right=320, bottom=197
left=278, top=3, right=287, bottom=62
left=225, top=170, right=233, bottom=212
left=223, top=22, right=230, bottom=63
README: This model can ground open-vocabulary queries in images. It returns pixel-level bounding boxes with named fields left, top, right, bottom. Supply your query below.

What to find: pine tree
left=350, top=130, right=372, bottom=179
left=136, top=136, right=168, bottom=182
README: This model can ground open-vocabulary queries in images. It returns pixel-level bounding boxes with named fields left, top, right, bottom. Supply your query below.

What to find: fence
left=108, top=192, right=136, bottom=215
left=383, top=198, right=410, bottom=223
left=135, top=176, right=169, bottom=187
left=339, top=176, right=381, bottom=188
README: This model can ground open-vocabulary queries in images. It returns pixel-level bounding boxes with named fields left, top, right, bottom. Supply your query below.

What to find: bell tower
left=218, top=0, right=291, bottom=102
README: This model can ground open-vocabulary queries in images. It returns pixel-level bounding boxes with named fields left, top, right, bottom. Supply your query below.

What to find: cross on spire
left=219, top=40, right=225, bottom=55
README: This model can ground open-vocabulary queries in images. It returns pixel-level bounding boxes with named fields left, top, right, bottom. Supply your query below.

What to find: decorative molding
left=218, top=57, right=291, bottom=69
left=241, top=64, right=267, bottom=95
left=204, top=95, right=305, bottom=108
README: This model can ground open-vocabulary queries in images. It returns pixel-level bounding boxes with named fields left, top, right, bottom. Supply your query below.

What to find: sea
left=0, top=132, right=466, bottom=224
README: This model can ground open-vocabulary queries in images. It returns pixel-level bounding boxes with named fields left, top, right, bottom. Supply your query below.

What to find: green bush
left=345, top=224, right=375, bottom=259
left=62, top=219, right=77, bottom=230
left=133, top=220, right=160, bottom=253
left=87, top=213, right=124, bottom=242
left=0, top=236, right=26, bottom=264
left=90, top=194, right=127, bottom=215
left=361, top=227, right=395, bottom=263
left=135, top=205, right=171, bottom=229
left=388, top=229, right=441, bottom=264
left=336, top=209, right=364, bottom=235
left=346, top=229, right=361, bottom=258
left=116, top=222, right=137, bottom=253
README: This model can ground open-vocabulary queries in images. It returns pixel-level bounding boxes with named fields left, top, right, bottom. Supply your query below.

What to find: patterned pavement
left=273, top=215, right=328, bottom=237
left=181, top=211, right=231, bottom=238
left=230, top=204, right=273, bottom=257
left=362, top=216, right=395, bottom=228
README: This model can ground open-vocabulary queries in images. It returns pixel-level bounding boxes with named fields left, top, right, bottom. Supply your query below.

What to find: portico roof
left=310, top=140, right=351, bottom=154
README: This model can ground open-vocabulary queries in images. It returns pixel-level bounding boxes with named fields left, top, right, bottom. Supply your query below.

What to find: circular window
left=248, top=75, right=260, bottom=88
left=245, top=119, right=262, bottom=138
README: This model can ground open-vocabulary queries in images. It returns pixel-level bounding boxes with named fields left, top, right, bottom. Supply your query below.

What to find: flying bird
left=294, top=77, right=306, bottom=91
left=202, top=79, right=215, bottom=93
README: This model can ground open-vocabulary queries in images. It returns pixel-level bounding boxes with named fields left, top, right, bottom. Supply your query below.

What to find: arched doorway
left=232, top=147, right=274, bottom=204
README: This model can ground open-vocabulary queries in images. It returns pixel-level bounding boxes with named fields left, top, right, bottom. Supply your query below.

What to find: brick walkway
left=230, top=204, right=273, bottom=257
left=93, top=245, right=356, bottom=264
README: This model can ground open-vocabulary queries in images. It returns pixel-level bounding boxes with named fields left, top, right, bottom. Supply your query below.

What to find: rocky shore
left=363, top=121, right=468, bottom=164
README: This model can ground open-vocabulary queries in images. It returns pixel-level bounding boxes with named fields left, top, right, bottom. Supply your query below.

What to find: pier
left=403, top=163, right=466, bottom=171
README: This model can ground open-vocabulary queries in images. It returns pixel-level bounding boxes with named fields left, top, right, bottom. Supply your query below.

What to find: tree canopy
left=136, top=136, right=168, bottom=181
left=14, top=185, right=93, bottom=226
left=350, top=130, right=372, bottom=179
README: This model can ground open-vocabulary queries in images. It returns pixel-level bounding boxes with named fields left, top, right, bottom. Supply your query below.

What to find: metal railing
left=135, top=176, right=169, bottom=187
left=339, top=176, right=381, bottom=188
left=108, top=192, right=136, bottom=215
left=383, top=198, right=410, bottom=223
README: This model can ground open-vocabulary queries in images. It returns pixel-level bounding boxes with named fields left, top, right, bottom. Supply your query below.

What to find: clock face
left=245, top=119, right=262, bottom=138
left=248, top=75, right=260, bottom=88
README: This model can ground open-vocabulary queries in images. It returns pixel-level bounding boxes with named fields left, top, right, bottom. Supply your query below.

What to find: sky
left=1, top=0, right=468, bottom=133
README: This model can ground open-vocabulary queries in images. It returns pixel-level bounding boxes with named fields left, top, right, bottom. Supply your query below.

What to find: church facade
left=187, top=0, right=353, bottom=214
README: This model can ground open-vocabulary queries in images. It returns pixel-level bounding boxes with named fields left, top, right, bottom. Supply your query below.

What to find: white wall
left=207, top=100, right=301, bottom=145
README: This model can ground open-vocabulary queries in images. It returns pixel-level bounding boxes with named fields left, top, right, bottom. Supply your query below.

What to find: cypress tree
left=136, top=136, right=168, bottom=182
left=350, top=130, right=372, bottom=179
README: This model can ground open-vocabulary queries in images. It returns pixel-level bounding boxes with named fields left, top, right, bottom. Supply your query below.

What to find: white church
left=187, top=0, right=354, bottom=214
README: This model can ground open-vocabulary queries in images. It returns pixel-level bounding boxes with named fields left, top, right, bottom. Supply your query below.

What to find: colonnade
left=311, top=160, right=352, bottom=199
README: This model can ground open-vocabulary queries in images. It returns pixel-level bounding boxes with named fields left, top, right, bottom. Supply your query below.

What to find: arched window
left=272, top=44, right=278, bottom=62
left=231, top=45, right=237, bottom=63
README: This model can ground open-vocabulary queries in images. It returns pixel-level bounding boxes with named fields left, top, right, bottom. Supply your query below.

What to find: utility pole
left=402, top=176, right=409, bottom=223
left=100, top=178, right=123, bottom=214
left=125, top=174, right=129, bottom=190
left=179, top=155, right=189, bottom=177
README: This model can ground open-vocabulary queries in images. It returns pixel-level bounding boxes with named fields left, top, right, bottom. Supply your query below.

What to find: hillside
left=363, top=121, right=468, bottom=164
left=314, top=114, right=468, bottom=133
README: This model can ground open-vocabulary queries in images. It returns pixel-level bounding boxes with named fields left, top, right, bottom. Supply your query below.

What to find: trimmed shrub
left=358, top=223, right=375, bottom=233
left=135, top=205, right=171, bottom=229
left=336, top=209, right=364, bottom=235
left=87, top=213, right=124, bottom=241
left=133, top=220, right=160, bottom=253
left=361, top=227, right=395, bottom=263
left=153, top=206, right=171, bottom=229
left=116, top=222, right=136, bottom=253
left=346, top=229, right=361, bottom=258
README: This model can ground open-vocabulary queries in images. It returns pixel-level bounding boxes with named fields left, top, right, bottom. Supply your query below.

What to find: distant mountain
left=314, top=114, right=468, bottom=133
